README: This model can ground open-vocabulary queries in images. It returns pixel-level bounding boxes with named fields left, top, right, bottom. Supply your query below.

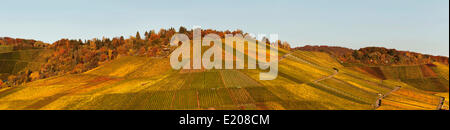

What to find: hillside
left=0, top=28, right=448, bottom=110
left=0, top=42, right=446, bottom=110
left=0, top=49, right=51, bottom=82
left=295, top=45, right=449, bottom=65
left=0, top=37, right=50, bottom=87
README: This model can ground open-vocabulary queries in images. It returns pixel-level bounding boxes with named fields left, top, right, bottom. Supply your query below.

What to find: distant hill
left=295, top=45, right=449, bottom=66
left=0, top=37, right=48, bottom=50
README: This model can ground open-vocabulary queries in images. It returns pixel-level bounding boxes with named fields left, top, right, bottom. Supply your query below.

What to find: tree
left=128, top=49, right=136, bottom=56
left=117, top=45, right=127, bottom=56
left=34, top=41, right=47, bottom=47
left=144, top=31, right=149, bottom=40
left=108, top=49, right=113, bottom=60
left=179, top=26, right=187, bottom=34
left=281, top=41, right=291, bottom=50
left=137, top=47, right=146, bottom=56
left=8, top=75, right=17, bottom=85
left=100, top=54, right=108, bottom=62
left=136, top=31, right=141, bottom=40
left=89, top=40, right=97, bottom=50
left=29, top=72, right=40, bottom=81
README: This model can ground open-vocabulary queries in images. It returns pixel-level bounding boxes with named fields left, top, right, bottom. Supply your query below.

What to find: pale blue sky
left=0, top=0, right=448, bottom=56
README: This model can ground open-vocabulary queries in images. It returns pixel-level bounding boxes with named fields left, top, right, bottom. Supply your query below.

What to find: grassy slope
left=0, top=42, right=447, bottom=110
left=242, top=50, right=392, bottom=110
left=0, top=45, right=13, bottom=53
left=352, top=64, right=449, bottom=93
left=242, top=50, right=447, bottom=110
left=373, top=63, right=449, bottom=110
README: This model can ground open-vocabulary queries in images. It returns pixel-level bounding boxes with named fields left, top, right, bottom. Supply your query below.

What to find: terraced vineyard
left=377, top=88, right=443, bottom=110
left=380, top=66, right=424, bottom=79
left=0, top=49, right=50, bottom=79
left=347, top=63, right=449, bottom=93
left=0, top=45, right=13, bottom=53
left=0, top=47, right=447, bottom=110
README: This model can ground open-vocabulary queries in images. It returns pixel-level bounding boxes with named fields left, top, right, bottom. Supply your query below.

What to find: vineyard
left=401, top=78, right=448, bottom=92
left=377, top=88, right=442, bottom=110
left=369, top=64, right=450, bottom=93
left=0, top=48, right=447, bottom=110
left=0, top=49, right=48, bottom=74
left=420, top=65, right=438, bottom=78
left=354, top=66, right=386, bottom=79
left=0, top=45, right=13, bottom=53
left=431, top=62, right=449, bottom=80
left=380, top=66, right=424, bottom=80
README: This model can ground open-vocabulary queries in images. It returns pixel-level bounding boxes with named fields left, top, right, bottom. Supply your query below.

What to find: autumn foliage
left=295, top=45, right=449, bottom=65
left=0, top=37, right=48, bottom=49
left=2, top=27, right=291, bottom=86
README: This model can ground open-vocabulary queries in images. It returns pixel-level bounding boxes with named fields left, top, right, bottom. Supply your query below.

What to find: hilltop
left=295, top=45, right=448, bottom=65
left=0, top=50, right=447, bottom=110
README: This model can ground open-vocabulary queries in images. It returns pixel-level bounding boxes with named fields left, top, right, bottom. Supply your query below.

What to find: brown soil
left=357, top=67, right=386, bottom=80
left=420, top=65, right=438, bottom=78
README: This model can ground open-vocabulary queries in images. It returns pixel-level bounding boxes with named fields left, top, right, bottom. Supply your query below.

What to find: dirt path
left=382, top=86, right=401, bottom=98
left=374, top=86, right=401, bottom=109
left=375, top=87, right=444, bottom=110
left=313, top=70, right=339, bottom=83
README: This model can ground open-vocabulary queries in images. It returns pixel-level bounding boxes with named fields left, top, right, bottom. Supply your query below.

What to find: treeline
left=0, top=37, right=48, bottom=49
left=1, top=27, right=292, bottom=87
left=4, top=28, right=179, bottom=87
left=295, top=45, right=449, bottom=65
